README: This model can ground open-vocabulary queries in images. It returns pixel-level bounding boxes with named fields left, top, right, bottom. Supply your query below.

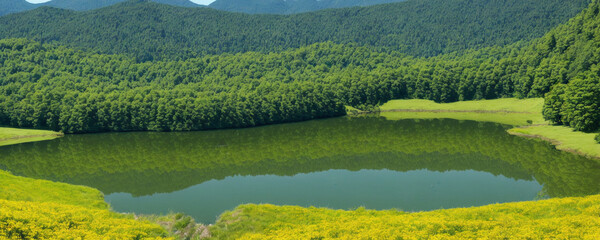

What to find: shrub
left=542, top=84, right=567, bottom=124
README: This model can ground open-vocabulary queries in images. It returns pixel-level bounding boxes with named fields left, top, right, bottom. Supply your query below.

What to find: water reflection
left=0, top=116, right=599, bottom=221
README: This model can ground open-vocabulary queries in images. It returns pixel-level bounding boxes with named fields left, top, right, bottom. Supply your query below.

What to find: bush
left=542, top=84, right=567, bottom=124
left=595, top=133, right=600, bottom=144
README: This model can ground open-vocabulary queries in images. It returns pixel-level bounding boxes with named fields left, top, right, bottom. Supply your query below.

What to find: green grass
left=374, top=98, right=546, bottom=126
left=509, top=125, right=600, bottom=159
left=209, top=195, right=600, bottom=239
left=0, top=169, right=108, bottom=209
left=0, top=127, right=63, bottom=146
left=379, top=98, right=544, bottom=113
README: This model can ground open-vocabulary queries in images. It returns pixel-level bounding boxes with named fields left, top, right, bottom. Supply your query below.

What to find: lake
left=1, top=116, right=599, bottom=223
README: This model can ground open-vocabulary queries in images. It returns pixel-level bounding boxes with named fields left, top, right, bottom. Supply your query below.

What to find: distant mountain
left=2, top=0, right=404, bottom=16
left=0, top=0, right=201, bottom=16
left=209, top=0, right=408, bottom=14
left=152, top=0, right=201, bottom=7
left=42, top=0, right=127, bottom=11
left=0, top=0, right=36, bottom=16
left=0, top=0, right=589, bottom=61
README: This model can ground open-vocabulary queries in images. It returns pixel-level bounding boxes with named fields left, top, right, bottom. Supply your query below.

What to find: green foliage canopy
left=0, top=0, right=588, bottom=61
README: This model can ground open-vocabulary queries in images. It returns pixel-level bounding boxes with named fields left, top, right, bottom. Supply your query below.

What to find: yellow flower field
left=210, top=195, right=600, bottom=239
left=0, top=199, right=171, bottom=239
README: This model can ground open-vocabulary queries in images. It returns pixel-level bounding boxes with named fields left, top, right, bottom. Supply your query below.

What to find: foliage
left=0, top=0, right=587, bottom=60
left=543, top=73, right=600, bottom=132
left=210, top=195, right=600, bottom=239
left=0, top=39, right=350, bottom=133
left=209, top=0, right=407, bottom=14
left=596, top=133, right=600, bottom=143
left=559, top=75, right=600, bottom=132
left=0, top=199, right=171, bottom=239
left=0, top=35, right=572, bottom=133
left=543, top=84, right=567, bottom=124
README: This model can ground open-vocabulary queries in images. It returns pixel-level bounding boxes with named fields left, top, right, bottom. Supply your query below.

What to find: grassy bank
left=509, top=125, right=600, bottom=159
left=373, top=98, right=600, bottom=159
left=0, top=129, right=199, bottom=239
left=377, top=98, right=545, bottom=126
left=210, top=195, right=600, bottom=239
left=0, top=131, right=171, bottom=239
left=0, top=168, right=172, bottom=239
left=0, top=127, right=63, bottom=147
left=0, top=169, right=107, bottom=208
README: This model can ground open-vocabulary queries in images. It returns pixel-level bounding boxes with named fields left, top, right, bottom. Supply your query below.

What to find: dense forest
left=209, top=0, right=406, bottom=14
left=0, top=0, right=599, bottom=134
left=0, top=0, right=588, bottom=61
left=0, top=0, right=406, bottom=16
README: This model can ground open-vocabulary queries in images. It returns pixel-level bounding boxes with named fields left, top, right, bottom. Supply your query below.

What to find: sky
left=25, top=0, right=217, bottom=5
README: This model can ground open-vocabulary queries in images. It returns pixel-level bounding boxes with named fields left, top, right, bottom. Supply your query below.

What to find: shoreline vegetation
left=1, top=98, right=599, bottom=239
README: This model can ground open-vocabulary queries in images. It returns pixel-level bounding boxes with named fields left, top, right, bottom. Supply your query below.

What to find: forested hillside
left=42, top=0, right=201, bottom=10
left=209, top=0, right=406, bottom=14
left=0, top=0, right=588, bottom=61
left=1, top=0, right=600, bottom=134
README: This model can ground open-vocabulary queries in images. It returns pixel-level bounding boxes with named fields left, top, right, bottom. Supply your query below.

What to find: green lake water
left=1, top=116, right=599, bottom=223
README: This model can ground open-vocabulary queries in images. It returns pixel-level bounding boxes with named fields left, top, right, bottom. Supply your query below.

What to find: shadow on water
left=0, top=116, right=599, bottom=222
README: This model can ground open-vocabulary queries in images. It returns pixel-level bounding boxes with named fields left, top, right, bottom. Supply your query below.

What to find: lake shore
left=371, top=98, right=600, bottom=160
left=1, top=98, right=599, bottom=239
left=0, top=127, right=64, bottom=147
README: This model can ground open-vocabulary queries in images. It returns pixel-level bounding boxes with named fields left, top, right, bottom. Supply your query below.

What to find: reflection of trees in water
left=0, top=117, right=598, bottom=197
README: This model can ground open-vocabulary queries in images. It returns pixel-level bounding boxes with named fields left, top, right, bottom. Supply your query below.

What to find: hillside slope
left=0, top=0, right=35, bottom=16
left=0, top=0, right=589, bottom=60
left=0, top=0, right=202, bottom=16
left=209, top=0, right=407, bottom=14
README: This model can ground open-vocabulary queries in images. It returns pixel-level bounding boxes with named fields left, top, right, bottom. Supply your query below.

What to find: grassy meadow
left=0, top=127, right=63, bottom=147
